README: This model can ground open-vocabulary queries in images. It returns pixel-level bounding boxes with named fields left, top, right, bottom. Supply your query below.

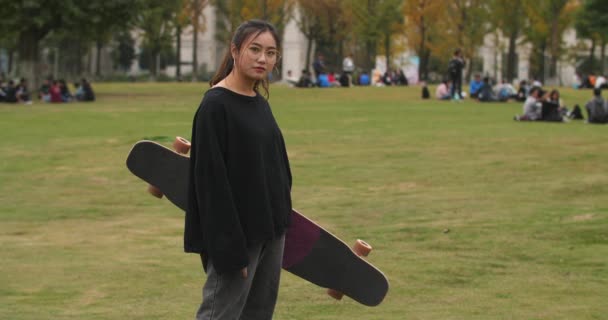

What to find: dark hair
left=594, top=88, right=601, bottom=96
left=550, top=89, right=559, bottom=99
left=454, top=48, right=461, bottom=56
left=529, top=86, right=541, bottom=96
left=210, top=19, right=281, bottom=98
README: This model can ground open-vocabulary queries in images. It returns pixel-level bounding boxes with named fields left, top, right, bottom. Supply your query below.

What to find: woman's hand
left=241, top=267, right=248, bottom=279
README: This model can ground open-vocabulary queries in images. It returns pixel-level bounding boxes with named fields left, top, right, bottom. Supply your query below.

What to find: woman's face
left=233, top=31, right=279, bottom=82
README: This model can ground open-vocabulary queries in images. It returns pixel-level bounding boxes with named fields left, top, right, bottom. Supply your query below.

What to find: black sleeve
left=192, top=101, right=249, bottom=273
left=279, top=132, right=292, bottom=190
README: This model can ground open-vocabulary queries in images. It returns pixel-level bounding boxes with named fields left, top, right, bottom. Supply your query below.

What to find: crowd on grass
left=285, top=53, right=409, bottom=89
left=0, top=76, right=95, bottom=105
left=418, top=48, right=608, bottom=125
left=423, top=72, right=608, bottom=124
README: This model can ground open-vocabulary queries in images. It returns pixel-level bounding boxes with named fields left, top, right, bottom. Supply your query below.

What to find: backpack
left=447, top=59, right=459, bottom=76
left=587, top=98, right=606, bottom=123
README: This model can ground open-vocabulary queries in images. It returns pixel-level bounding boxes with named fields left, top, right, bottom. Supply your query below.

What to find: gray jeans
left=196, top=235, right=285, bottom=320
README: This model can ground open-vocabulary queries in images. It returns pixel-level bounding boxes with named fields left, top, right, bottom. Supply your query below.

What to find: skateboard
left=126, top=138, right=389, bottom=306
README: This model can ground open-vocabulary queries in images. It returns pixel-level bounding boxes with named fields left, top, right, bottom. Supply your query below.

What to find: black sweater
left=185, top=87, right=292, bottom=274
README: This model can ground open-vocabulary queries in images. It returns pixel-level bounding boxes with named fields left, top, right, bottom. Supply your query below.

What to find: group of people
left=287, top=52, right=409, bottom=89
left=38, top=78, right=95, bottom=103
left=0, top=78, right=33, bottom=104
left=0, top=77, right=95, bottom=104
left=513, top=87, right=608, bottom=124
left=575, top=72, right=607, bottom=89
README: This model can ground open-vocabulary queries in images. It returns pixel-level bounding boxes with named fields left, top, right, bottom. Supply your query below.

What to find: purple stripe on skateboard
left=282, top=210, right=321, bottom=268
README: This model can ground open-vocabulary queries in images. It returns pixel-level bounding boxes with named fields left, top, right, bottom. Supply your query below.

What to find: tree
left=214, top=0, right=294, bottom=50
left=523, top=0, right=577, bottom=82
left=403, top=0, right=445, bottom=80
left=575, top=0, right=608, bottom=74
left=442, top=0, right=490, bottom=81
left=112, top=31, right=137, bottom=72
left=182, top=0, right=209, bottom=81
left=0, top=1, right=140, bottom=87
left=490, top=0, right=525, bottom=82
left=294, top=1, right=324, bottom=72
left=136, top=0, right=182, bottom=78
left=350, top=0, right=405, bottom=71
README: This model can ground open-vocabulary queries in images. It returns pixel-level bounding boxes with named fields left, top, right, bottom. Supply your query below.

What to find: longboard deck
left=126, top=140, right=389, bottom=306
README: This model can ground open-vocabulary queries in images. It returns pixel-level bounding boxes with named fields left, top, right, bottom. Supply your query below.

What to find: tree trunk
left=149, top=49, right=157, bottom=79
left=176, top=25, right=182, bottom=81
left=384, top=31, right=390, bottom=72
left=366, top=40, right=376, bottom=72
left=418, top=14, right=426, bottom=81
left=550, top=12, right=559, bottom=79
left=53, top=47, right=59, bottom=79
left=539, top=41, right=546, bottom=83
left=8, top=49, right=14, bottom=75
left=17, top=30, right=40, bottom=92
left=588, top=38, right=595, bottom=73
left=192, top=0, right=200, bottom=82
left=96, top=40, right=102, bottom=77
left=506, top=29, right=518, bottom=82
left=305, top=36, right=313, bottom=72
left=601, top=38, right=606, bottom=75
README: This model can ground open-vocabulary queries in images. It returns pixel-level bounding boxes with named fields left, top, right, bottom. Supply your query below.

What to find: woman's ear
left=230, top=44, right=238, bottom=61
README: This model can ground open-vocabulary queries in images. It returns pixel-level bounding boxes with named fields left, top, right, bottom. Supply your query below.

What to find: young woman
left=185, top=20, right=292, bottom=320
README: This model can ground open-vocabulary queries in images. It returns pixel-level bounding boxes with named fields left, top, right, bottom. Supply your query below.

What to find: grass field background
left=1, top=83, right=607, bottom=319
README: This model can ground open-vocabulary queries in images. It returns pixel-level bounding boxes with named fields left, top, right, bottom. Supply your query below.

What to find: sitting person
left=16, top=78, right=32, bottom=104
left=59, top=79, right=73, bottom=102
left=514, top=87, right=543, bottom=121
left=585, top=88, right=607, bottom=124
left=317, top=73, right=330, bottom=88
left=382, top=71, right=392, bottom=86
left=515, top=80, right=528, bottom=102
left=547, top=89, right=568, bottom=116
left=49, top=80, right=63, bottom=103
left=359, top=72, right=370, bottom=86
left=477, top=77, right=500, bottom=102
left=3, top=80, right=18, bottom=103
left=39, top=79, right=51, bottom=102
left=284, top=70, right=299, bottom=87
left=338, top=72, right=349, bottom=87
left=495, top=79, right=516, bottom=101
left=435, top=80, right=451, bottom=100
left=296, top=69, right=313, bottom=88
left=540, top=89, right=568, bottom=122
left=80, top=78, right=95, bottom=101
left=0, top=80, right=6, bottom=102
left=327, top=72, right=341, bottom=87
left=396, top=69, right=408, bottom=86
left=469, top=74, right=483, bottom=98
left=596, top=74, right=607, bottom=89
left=421, top=81, right=430, bottom=99
left=569, top=104, right=585, bottom=120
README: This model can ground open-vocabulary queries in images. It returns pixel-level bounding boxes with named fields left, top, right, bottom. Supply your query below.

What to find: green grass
left=1, top=83, right=607, bottom=319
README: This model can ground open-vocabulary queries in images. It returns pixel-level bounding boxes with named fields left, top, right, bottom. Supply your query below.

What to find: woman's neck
left=217, top=71, right=256, bottom=97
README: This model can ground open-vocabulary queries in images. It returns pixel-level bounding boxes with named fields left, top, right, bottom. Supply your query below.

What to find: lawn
left=1, top=83, right=607, bottom=319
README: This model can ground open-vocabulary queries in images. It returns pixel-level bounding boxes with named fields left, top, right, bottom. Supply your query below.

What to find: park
left=1, top=83, right=607, bottom=319
left=2, top=0, right=608, bottom=319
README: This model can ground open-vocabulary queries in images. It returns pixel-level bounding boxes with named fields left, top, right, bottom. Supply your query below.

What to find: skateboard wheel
left=148, top=184, right=164, bottom=199
left=353, top=239, right=372, bottom=257
left=327, top=288, right=344, bottom=300
left=173, top=136, right=191, bottom=154
left=327, top=239, right=373, bottom=300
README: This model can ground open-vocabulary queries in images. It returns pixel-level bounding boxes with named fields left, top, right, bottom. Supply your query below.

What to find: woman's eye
left=250, top=47, right=261, bottom=53
left=267, top=51, right=276, bottom=57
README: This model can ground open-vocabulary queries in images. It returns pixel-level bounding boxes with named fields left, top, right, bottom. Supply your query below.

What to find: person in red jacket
left=49, top=81, right=63, bottom=103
